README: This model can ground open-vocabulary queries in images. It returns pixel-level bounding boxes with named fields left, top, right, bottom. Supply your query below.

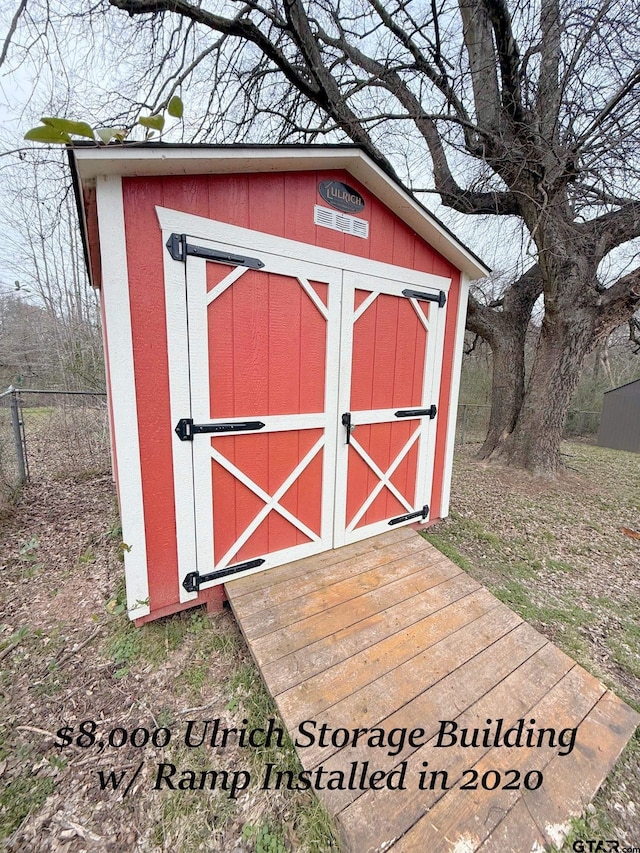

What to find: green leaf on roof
left=167, top=96, right=184, bottom=118
left=24, top=126, right=72, bottom=144
left=40, top=117, right=95, bottom=139
left=138, top=114, right=165, bottom=132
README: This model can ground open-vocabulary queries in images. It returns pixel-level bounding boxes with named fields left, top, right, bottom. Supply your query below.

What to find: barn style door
left=334, top=270, right=445, bottom=547
left=170, top=234, right=342, bottom=593
left=163, top=219, right=448, bottom=593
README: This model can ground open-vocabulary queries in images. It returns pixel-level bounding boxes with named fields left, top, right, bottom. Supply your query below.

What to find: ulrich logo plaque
left=318, top=180, right=365, bottom=214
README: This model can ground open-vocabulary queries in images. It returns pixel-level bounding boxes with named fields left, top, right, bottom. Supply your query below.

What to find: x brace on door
left=210, top=436, right=324, bottom=570
left=346, top=426, right=423, bottom=531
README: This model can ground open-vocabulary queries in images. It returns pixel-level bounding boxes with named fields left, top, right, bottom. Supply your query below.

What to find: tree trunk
left=486, top=307, right=595, bottom=474
left=476, top=321, right=526, bottom=459
left=466, top=265, right=543, bottom=461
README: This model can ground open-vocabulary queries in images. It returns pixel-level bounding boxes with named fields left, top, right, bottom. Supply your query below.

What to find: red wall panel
left=121, top=169, right=461, bottom=613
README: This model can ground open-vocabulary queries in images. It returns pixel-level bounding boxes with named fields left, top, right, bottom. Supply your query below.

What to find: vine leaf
left=167, top=96, right=184, bottom=118
left=24, top=125, right=72, bottom=143
left=96, top=127, right=127, bottom=143
left=40, top=117, right=95, bottom=139
left=138, top=114, right=165, bottom=132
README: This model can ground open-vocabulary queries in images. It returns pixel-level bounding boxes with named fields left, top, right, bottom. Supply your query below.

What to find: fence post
left=8, top=387, right=27, bottom=484
left=460, top=404, right=467, bottom=445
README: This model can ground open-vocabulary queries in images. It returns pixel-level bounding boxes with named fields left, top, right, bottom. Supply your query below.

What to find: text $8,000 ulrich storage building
left=70, top=144, right=489, bottom=624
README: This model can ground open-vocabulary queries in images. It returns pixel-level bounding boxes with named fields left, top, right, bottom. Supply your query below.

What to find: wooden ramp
left=225, top=527, right=639, bottom=852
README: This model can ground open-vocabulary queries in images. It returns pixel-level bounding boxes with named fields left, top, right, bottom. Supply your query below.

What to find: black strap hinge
left=166, top=233, right=264, bottom=269
left=183, top=559, right=266, bottom=592
left=175, top=418, right=265, bottom=441
left=388, top=505, right=429, bottom=526
left=402, top=288, right=446, bottom=307
left=395, top=406, right=437, bottom=419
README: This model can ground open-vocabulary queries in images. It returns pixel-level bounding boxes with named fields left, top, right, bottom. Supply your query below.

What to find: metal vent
left=314, top=205, right=369, bottom=239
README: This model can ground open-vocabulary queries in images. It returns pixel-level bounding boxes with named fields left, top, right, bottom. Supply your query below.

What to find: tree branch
left=596, top=268, right=640, bottom=338
left=308, top=21, right=519, bottom=216
left=572, top=62, right=640, bottom=150
left=484, top=0, right=523, bottom=121
left=0, top=0, right=28, bottom=68
left=583, top=201, right=640, bottom=258
left=108, top=0, right=321, bottom=105
left=536, top=0, right=561, bottom=141
left=458, top=0, right=501, bottom=131
left=365, top=0, right=471, bottom=130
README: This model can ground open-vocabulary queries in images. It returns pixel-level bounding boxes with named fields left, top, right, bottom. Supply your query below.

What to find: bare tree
left=98, top=0, right=640, bottom=474
left=0, top=150, right=104, bottom=391
left=8, top=0, right=640, bottom=472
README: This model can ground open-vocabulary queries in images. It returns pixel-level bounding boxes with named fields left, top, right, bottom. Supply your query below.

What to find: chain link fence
left=0, top=388, right=604, bottom=513
left=0, top=387, right=110, bottom=513
left=455, top=403, right=601, bottom=446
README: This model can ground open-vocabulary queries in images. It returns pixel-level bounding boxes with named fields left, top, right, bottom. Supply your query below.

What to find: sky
left=0, top=1, right=637, bottom=303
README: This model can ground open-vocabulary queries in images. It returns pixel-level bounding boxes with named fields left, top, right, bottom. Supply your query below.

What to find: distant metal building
left=598, top=379, right=640, bottom=453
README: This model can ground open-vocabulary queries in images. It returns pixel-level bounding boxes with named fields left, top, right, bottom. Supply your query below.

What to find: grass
left=243, top=822, right=288, bottom=853
left=102, top=598, right=339, bottom=852
left=421, top=532, right=473, bottom=571
left=0, top=774, right=55, bottom=840
left=224, top=662, right=339, bottom=850
left=551, top=735, right=640, bottom=852
left=608, top=622, right=640, bottom=680
left=424, top=441, right=640, bottom=847
left=106, top=604, right=232, bottom=676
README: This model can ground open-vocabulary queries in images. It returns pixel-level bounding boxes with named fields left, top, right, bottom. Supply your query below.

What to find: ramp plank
left=225, top=528, right=639, bottom=852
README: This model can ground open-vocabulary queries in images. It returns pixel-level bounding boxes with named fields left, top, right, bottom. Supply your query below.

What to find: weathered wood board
left=225, top=529, right=639, bottom=852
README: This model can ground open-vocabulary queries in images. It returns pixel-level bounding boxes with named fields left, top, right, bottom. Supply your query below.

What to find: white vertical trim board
left=439, top=273, right=470, bottom=519
left=318, top=266, right=343, bottom=559
left=413, top=299, right=435, bottom=513
left=185, top=256, right=216, bottom=589
left=162, top=234, right=199, bottom=604
left=418, top=293, right=447, bottom=519
left=332, top=272, right=356, bottom=548
left=96, top=176, right=150, bottom=620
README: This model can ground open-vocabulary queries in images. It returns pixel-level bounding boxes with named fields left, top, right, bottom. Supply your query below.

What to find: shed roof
left=69, top=143, right=490, bottom=281
left=603, top=378, right=640, bottom=396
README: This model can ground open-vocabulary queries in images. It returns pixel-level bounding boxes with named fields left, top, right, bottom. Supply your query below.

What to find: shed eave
left=70, top=144, right=490, bottom=281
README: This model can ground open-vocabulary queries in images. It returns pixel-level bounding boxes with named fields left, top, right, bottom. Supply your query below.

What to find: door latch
left=341, top=412, right=352, bottom=445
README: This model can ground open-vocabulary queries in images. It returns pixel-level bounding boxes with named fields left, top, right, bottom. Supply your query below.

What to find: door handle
left=341, top=412, right=352, bottom=445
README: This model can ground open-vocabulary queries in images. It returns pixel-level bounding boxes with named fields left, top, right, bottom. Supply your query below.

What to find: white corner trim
left=440, top=272, right=470, bottom=519
left=96, top=175, right=150, bottom=620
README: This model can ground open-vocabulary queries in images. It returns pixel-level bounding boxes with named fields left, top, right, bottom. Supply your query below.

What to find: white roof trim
left=72, top=145, right=490, bottom=280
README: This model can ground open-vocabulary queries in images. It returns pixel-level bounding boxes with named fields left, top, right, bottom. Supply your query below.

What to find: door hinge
left=394, top=406, right=437, bottom=419
left=402, top=288, right=446, bottom=307
left=175, top=418, right=265, bottom=441
left=388, top=505, right=429, bottom=525
left=166, top=233, right=264, bottom=269
left=183, top=559, right=266, bottom=592
left=395, top=405, right=438, bottom=420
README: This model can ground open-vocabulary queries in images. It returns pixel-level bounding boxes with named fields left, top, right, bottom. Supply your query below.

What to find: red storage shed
left=70, top=144, right=489, bottom=624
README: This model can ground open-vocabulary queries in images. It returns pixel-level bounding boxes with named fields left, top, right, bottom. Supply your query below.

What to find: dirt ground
left=0, top=472, right=332, bottom=852
left=0, top=440, right=638, bottom=851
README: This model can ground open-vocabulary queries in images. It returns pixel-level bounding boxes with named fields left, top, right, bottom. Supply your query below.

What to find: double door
left=164, top=218, right=448, bottom=594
